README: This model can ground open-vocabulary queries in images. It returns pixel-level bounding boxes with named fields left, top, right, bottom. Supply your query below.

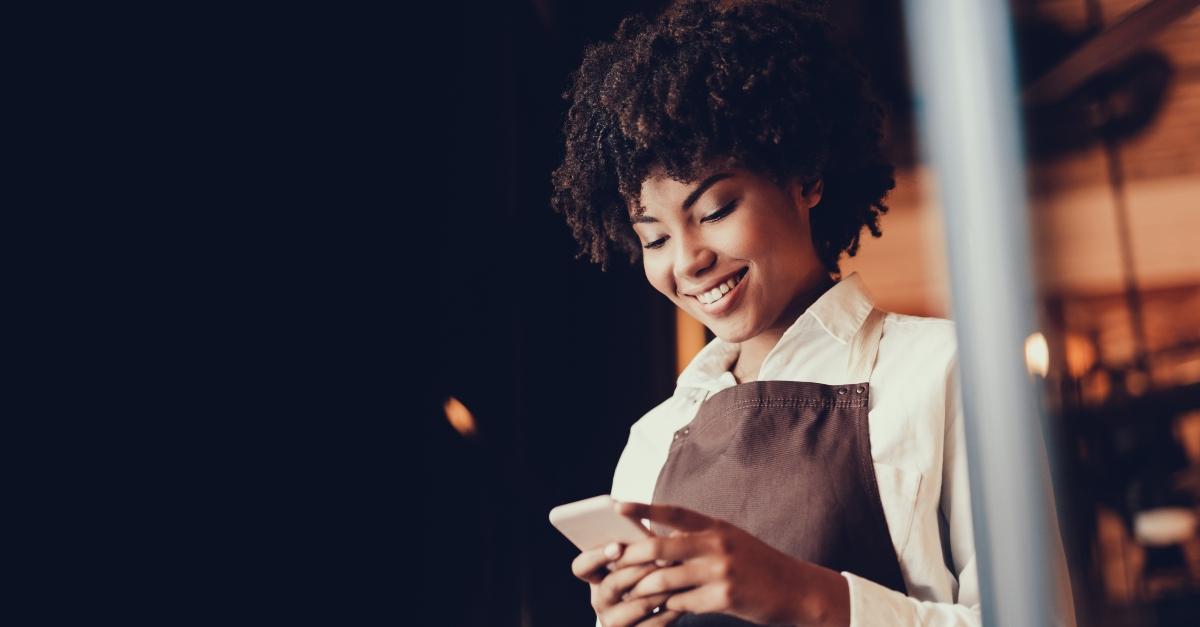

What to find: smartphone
left=549, top=494, right=655, bottom=551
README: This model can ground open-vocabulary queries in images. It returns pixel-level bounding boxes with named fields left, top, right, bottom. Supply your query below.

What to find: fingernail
left=655, top=559, right=670, bottom=567
left=604, top=542, right=622, bottom=559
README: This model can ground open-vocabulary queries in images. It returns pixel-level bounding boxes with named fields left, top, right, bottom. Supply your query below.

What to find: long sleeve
left=841, top=350, right=1078, bottom=627
left=840, top=352, right=980, bottom=626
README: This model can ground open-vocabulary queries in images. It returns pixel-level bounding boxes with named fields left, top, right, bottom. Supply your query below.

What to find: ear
left=800, top=177, right=823, bottom=209
left=787, top=177, right=824, bottom=214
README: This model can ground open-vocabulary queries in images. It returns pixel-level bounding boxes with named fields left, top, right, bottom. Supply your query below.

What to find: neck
left=733, top=272, right=836, bottom=383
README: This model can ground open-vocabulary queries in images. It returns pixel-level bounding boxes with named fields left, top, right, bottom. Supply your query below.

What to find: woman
left=549, top=2, right=1069, bottom=626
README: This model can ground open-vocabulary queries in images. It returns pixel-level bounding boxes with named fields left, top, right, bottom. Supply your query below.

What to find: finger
left=624, top=560, right=709, bottom=600
left=662, top=581, right=732, bottom=616
left=634, top=609, right=683, bottom=626
left=615, top=501, right=717, bottom=533
left=596, top=563, right=658, bottom=607
left=610, top=533, right=706, bottom=570
left=600, top=592, right=672, bottom=627
left=573, top=542, right=625, bottom=584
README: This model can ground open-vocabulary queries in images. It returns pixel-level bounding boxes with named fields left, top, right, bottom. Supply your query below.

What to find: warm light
left=444, top=396, right=478, bottom=438
left=676, top=309, right=707, bottom=377
left=1025, top=332, right=1050, bottom=377
left=1125, top=371, right=1150, bottom=397
left=1063, top=333, right=1097, bottom=379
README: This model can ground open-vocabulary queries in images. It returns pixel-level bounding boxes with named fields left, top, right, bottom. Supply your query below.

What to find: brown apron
left=651, top=308, right=906, bottom=625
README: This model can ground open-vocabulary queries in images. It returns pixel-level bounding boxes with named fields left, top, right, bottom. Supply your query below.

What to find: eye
left=643, top=237, right=667, bottom=250
left=701, top=200, right=738, bottom=223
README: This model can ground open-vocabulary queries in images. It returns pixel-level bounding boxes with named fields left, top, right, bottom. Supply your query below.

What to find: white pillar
left=902, top=1, right=1052, bottom=625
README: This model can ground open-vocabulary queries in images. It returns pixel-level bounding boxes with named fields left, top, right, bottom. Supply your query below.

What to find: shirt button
left=683, top=427, right=690, bottom=435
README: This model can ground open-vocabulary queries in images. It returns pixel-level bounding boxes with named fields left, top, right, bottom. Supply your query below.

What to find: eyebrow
left=631, top=172, right=734, bottom=224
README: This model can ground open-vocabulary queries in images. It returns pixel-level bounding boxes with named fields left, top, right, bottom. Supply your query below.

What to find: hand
left=571, top=539, right=683, bottom=626
left=608, top=502, right=851, bottom=627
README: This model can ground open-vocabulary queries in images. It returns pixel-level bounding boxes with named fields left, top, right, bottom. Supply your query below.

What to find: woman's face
left=630, top=167, right=827, bottom=343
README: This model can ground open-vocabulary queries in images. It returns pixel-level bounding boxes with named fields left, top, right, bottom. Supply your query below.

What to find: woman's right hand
left=572, top=541, right=682, bottom=626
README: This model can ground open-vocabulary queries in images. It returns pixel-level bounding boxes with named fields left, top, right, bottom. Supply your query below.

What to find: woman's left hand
left=609, top=501, right=850, bottom=627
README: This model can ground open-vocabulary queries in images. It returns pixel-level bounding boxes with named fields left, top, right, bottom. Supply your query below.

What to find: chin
left=708, top=320, right=757, bottom=344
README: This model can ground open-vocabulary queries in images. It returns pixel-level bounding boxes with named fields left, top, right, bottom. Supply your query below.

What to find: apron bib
left=651, top=308, right=906, bottom=625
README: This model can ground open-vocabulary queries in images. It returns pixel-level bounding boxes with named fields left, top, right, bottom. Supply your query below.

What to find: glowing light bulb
left=444, top=396, right=478, bottom=438
left=1025, top=332, right=1049, bottom=378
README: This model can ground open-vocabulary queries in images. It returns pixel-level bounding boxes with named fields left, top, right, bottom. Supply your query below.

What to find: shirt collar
left=675, top=272, right=876, bottom=393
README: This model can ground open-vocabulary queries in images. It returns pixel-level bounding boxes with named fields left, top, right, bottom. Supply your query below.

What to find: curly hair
left=549, top=0, right=894, bottom=274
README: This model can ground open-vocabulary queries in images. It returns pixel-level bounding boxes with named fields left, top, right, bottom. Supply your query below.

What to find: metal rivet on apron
left=856, top=386, right=864, bottom=394
left=683, top=427, right=690, bottom=435
left=837, top=388, right=847, bottom=395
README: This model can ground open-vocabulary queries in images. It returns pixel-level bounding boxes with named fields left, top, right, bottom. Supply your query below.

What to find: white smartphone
left=549, top=494, right=655, bottom=551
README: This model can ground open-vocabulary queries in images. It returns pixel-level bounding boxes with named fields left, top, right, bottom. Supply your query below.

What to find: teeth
left=697, top=271, right=744, bottom=305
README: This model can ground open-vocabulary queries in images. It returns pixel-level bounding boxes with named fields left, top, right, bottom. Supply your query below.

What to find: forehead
left=635, top=175, right=693, bottom=209
left=630, top=166, right=743, bottom=216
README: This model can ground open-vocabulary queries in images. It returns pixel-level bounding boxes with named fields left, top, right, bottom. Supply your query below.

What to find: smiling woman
left=547, top=1, right=1071, bottom=627
left=631, top=167, right=832, bottom=383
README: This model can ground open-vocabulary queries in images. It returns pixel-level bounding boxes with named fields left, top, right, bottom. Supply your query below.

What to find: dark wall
left=430, top=2, right=676, bottom=625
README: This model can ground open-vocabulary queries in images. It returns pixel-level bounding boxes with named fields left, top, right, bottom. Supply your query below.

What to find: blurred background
left=432, top=1, right=1200, bottom=624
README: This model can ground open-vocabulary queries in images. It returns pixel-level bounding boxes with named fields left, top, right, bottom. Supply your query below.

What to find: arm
left=840, top=348, right=979, bottom=619
left=839, top=390, right=981, bottom=625
left=839, top=353, right=980, bottom=626
left=841, top=353, right=1077, bottom=627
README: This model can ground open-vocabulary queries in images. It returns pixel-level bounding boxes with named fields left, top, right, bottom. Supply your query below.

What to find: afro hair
left=550, top=0, right=895, bottom=274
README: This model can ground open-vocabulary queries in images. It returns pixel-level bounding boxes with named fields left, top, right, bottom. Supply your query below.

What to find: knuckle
left=612, top=569, right=636, bottom=593
left=715, top=534, right=734, bottom=556
left=598, top=578, right=619, bottom=603
left=592, top=591, right=615, bottom=617
left=572, top=551, right=599, bottom=577
left=712, top=558, right=732, bottom=579
left=641, top=570, right=663, bottom=593
left=716, top=581, right=737, bottom=607
left=648, top=537, right=665, bottom=558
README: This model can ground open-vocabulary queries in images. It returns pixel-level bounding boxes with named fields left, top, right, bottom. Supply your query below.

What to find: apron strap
left=846, top=307, right=885, bottom=383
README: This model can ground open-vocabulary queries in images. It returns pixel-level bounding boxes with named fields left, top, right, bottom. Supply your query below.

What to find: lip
left=691, top=267, right=749, bottom=317
left=682, top=267, right=748, bottom=297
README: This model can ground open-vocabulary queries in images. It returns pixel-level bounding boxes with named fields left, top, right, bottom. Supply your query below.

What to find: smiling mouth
left=693, top=267, right=749, bottom=305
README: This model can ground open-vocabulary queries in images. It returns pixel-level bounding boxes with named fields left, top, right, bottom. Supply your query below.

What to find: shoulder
left=628, top=391, right=695, bottom=442
left=881, top=311, right=958, bottom=367
left=611, top=393, right=694, bottom=501
left=882, top=311, right=956, bottom=338
left=875, top=312, right=960, bottom=406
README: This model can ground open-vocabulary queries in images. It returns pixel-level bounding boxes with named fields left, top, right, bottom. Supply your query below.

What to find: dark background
left=431, top=3, right=677, bottom=624
left=26, top=0, right=1199, bottom=624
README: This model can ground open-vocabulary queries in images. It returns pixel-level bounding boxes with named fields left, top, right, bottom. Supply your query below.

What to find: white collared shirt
left=598, top=273, right=1074, bottom=627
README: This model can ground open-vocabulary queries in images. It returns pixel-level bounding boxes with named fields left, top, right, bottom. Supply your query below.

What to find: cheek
left=643, top=258, right=676, bottom=299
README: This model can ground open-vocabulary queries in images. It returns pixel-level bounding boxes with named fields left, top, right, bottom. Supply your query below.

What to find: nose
left=674, top=231, right=716, bottom=287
